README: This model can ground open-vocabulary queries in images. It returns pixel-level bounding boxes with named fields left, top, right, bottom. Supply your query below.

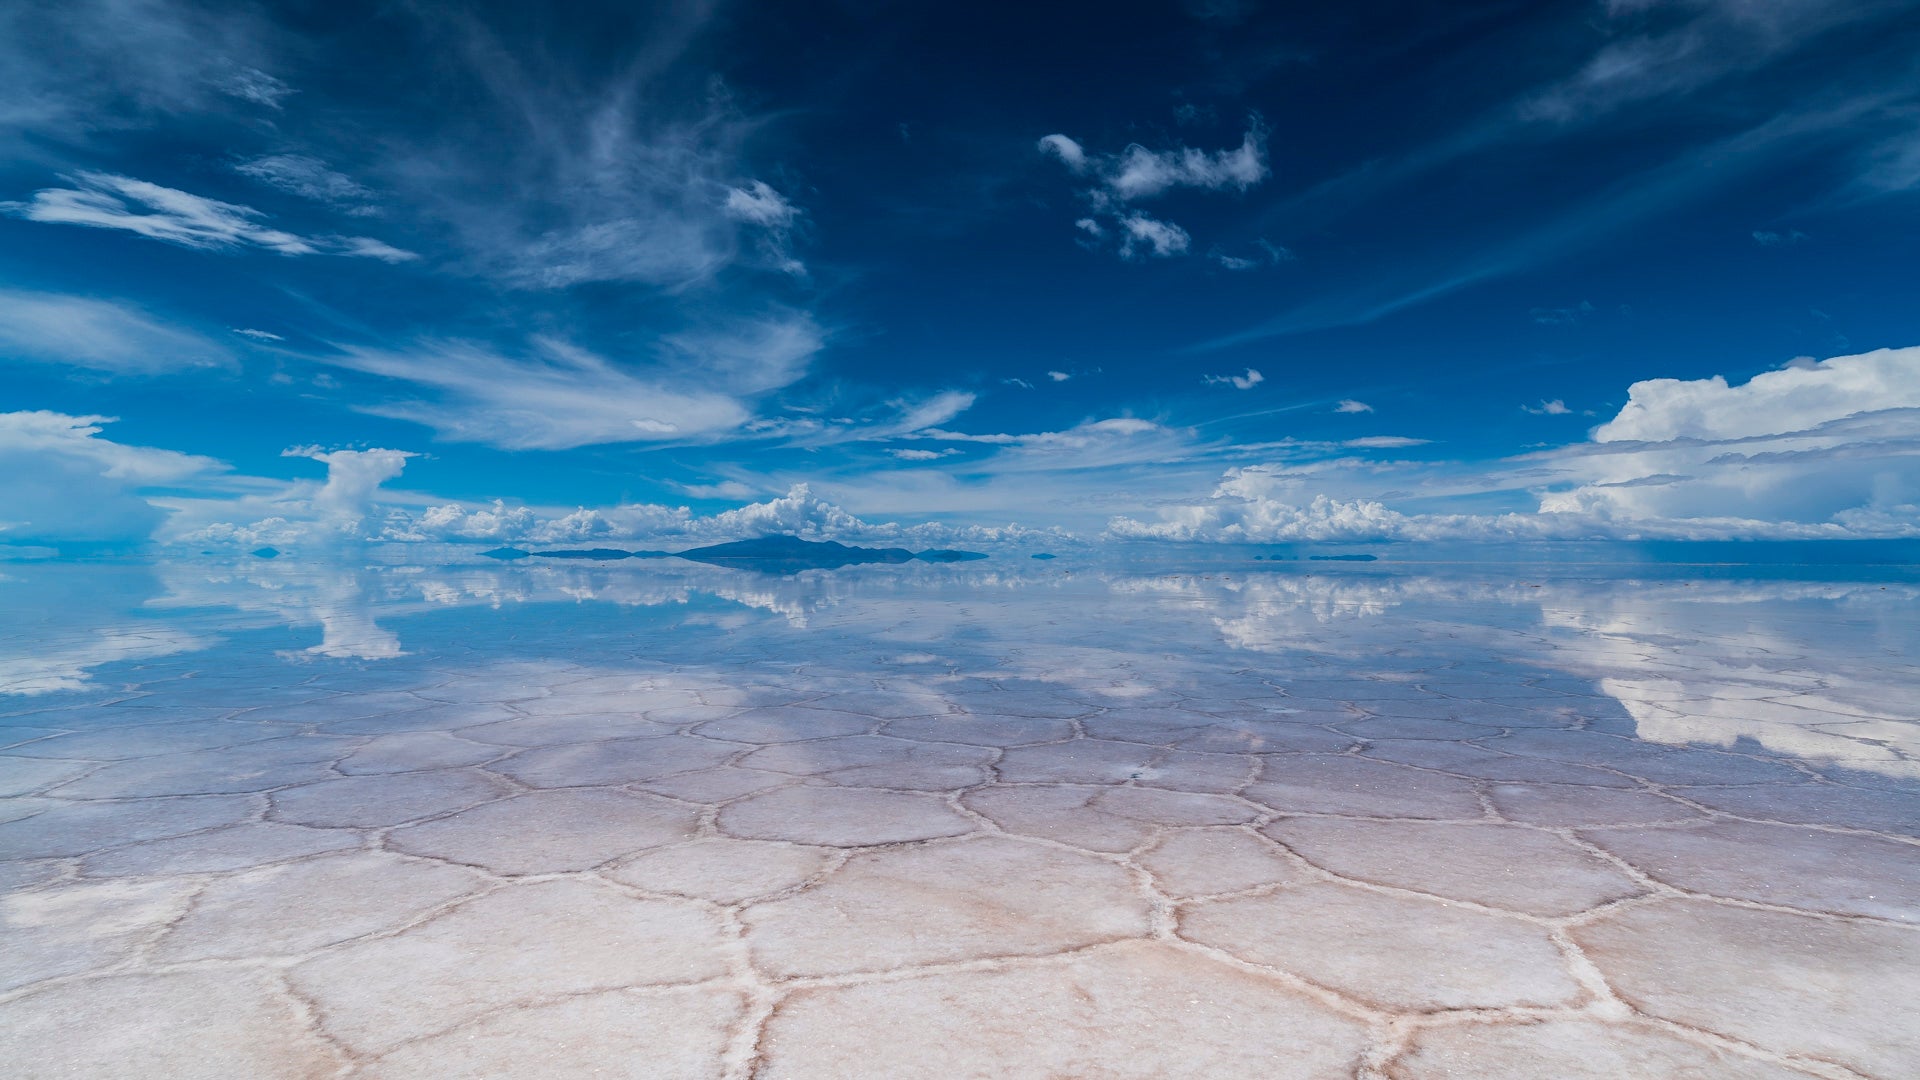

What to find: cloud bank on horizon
left=1, top=1, right=1917, bottom=551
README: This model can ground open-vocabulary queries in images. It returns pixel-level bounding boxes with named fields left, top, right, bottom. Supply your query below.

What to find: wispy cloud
left=3, top=172, right=417, bottom=261
left=234, top=154, right=375, bottom=212
left=1335, top=399, right=1373, bottom=414
left=321, top=337, right=756, bottom=450
left=1524, top=399, right=1573, bottom=415
left=1191, top=101, right=1880, bottom=350
left=0, top=289, right=233, bottom=373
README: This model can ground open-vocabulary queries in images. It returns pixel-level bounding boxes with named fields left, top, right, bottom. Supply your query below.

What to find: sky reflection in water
left=7, top=553, right=1916, bottom=781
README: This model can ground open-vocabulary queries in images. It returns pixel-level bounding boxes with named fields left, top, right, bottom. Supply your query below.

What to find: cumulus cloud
left=3, top=172, right=415, bottom=261
left=1117, top=212, right=1191, bottom=258
left=1112, top=345, right=1920, bottom=541
left=273, top=481, right=1056, bottom=551
left=1524, top=399, right=1573, bottom=415
left=1204, top=368, right=1264, bottom=390
left=1048, top=370, right=1071, bottom=382
left=0, top=411, right=224, bottom=544
left=1595, top=348, right=1920, bottom=442
left=1038, top=121, right=1267, bottom=259
left=283, top=446, right=416, bottom=534
left=0, top=289, right=233, bottom=373
left=1335, top=399, right=1373, bottom=413
left=1037, top=134, right=1088, bottom=172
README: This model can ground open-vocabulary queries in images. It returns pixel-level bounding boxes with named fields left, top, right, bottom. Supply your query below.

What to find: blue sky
left=3, top=0, right=1919, bottom=550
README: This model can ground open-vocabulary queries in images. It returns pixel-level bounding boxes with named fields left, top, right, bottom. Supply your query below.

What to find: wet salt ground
left=1, top=557, right=1918, bottom=1079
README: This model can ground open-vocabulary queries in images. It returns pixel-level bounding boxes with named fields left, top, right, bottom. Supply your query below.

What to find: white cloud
left=0, top=1, right=282, bottom=142
left=1212, top=238, right=1294, bottom=270
left=886, top=391, right=978, bottom=436
left=282, top=446, right=416, bottom=535
left=722, top=180, right=806, bottom=275
left=1039, top=122, right=1267, bottom=259
left=231, top=327, right=283, bottom=342
left=1751, top=228, right=1808, bottom=247
left=1335, top=399, right=1373, bottom=413
left=723, top=180, right=798, bottom=227
left=0, top=289, right=233, bottom=373
left=1523, top=0, right=1885, bottom=125
left=887, top=448, right=958, bottom=461
left=168, top=445, right=420, bottom=548
left=1117, top=212, right=1191, bottom=258
left=319, top=337, right=760, bottom=451
left=1524, top=399, right=1573, bottom=415
left=234, top=154, right=372, bottom=208
left=1110, top=345, right=1920, bottom=542
left=0, top=412, right=224, bottom=544
left=1037, top=134, right=1088, bottom=172
left=1105, top=127, right=1268, bottom=201
left=217, top=66, right=293, bottom=109
left=1342, top=436, right=1429, bottom=449
left=1048, top=370, right=1071, bottom=382
left=333, top=236, right=420, bottom=263
left=3, top=172, right=414, bottom=261
left=1204, top=368, right=1264, bottom=390
left=660, top=312, right=824, bottom=395
left=394, top=15, right=811, bottom=292
left=1595, top=348, right=1920, bottom=442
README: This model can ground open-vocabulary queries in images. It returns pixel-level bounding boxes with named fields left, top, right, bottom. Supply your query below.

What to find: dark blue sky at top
left=2, top=0, right=1918, bottom=534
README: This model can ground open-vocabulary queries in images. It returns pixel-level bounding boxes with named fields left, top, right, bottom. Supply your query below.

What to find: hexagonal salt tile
left=743, top=836, right=1151, bottom=977
left=288, top=879, right=729, bottom=1055
left=1180, top=882, right=1584, bottom=1011
left=389, top=789, right=698, bottom=874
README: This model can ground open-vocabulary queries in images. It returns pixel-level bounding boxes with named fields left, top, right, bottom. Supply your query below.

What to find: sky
left=2, top=0, right=1919, bottom=551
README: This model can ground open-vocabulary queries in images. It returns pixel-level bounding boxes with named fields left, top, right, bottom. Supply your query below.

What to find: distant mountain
left=1310, top=554, right=1378, bottom=562
left=915, top=548, right=989, bottom=563
left=481, top=547, right=531, bottom=560
left=1030, top=552, right=1057, bottom=560
left=677, top=535, right=985, bottom=572
left=532, top=548, right=671, bottom=560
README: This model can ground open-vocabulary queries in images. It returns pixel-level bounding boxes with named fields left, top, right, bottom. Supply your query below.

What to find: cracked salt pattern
left=1, top=556, right=1917, bottom=1079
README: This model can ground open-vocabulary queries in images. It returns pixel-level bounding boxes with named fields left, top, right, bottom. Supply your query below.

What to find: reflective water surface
left=2, top=553, right=1917, bottom=1078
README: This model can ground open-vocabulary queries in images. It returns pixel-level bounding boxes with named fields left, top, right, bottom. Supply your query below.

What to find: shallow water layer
left=1, top=555, right=1917, bottom=1079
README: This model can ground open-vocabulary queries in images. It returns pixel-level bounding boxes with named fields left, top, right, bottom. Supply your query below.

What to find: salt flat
left=1, top=555, right=1916, bottom=1079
